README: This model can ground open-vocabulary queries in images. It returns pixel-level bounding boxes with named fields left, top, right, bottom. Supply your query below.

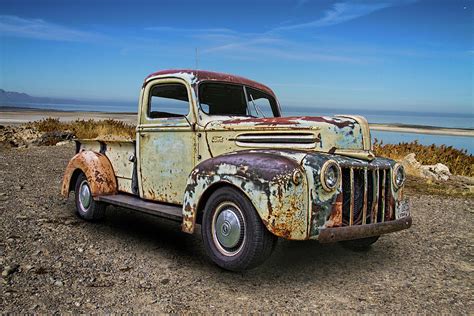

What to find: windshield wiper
left=249, top=94, right=265, bottom=118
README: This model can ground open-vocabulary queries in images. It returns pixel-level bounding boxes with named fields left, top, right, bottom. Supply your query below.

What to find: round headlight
left=393, top=163, right=406, bottom=189
left=321, top=160, right=341, bottom=192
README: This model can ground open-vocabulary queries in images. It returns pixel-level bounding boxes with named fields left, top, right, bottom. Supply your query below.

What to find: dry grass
left=26, top=118, right=474, bottom=177
left=28, top=117, right=135, bottom=140
left=373, top=138, right=474, bottom=177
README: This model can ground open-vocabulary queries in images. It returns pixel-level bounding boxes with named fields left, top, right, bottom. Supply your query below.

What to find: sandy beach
left=1, top=107, right=473, bottom=137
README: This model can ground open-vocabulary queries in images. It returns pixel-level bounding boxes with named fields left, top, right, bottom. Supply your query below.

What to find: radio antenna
left=195, top=47, right=199, bottom=71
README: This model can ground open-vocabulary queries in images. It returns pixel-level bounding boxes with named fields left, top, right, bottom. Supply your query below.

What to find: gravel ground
left=0, top=145, right=473, bottom=313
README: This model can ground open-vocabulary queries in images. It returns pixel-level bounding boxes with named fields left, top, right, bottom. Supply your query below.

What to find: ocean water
left=371, top=131, right=473, bottom=154
left=285, top=106, right=474, bottom=153
left=2, top=101, right=473, bottom=153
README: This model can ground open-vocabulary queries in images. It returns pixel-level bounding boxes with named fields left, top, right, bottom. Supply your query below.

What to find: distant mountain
left=0, top=89, right=79, bottom=105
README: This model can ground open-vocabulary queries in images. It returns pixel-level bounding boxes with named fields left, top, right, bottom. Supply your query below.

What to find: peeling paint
left=62, top=69, right=410, bottom=245
left=182, top=150, right=308, bottom=239
left=61, top=150, right=117, bottom=197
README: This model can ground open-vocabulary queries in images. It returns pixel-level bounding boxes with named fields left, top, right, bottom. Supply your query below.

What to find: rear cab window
left=148, top=83, right=189, bottom=119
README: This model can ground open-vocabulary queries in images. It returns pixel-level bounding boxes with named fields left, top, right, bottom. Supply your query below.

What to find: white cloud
left=275, top=1, right=407, bottom=31
left=144, top=24, right=368, bottom=63
left=201, top=37, right=367, bottom=63
left=0, top=15, right=103, bottom=42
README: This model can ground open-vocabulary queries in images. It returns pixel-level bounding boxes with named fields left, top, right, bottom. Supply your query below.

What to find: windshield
left=198, top=82, right=279, bottom=118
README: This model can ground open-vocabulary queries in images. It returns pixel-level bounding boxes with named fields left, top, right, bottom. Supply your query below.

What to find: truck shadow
left=91, top=204, right=403, bottom=283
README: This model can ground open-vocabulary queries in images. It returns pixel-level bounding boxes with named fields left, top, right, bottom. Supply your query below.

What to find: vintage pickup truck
left=61, top=69, right=411, bottom=271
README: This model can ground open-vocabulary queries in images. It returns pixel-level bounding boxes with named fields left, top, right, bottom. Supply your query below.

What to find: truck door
left=137, top=78, right=197, bottom=204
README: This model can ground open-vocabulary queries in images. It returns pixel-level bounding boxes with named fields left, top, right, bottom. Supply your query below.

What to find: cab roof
left=144, top=69, right=276, bottom=97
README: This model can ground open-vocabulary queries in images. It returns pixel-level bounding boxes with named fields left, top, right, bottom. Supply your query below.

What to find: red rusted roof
left=145, top=69, right=275, bottom=97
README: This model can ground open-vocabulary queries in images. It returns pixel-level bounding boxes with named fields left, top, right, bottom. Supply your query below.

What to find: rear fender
left=61, top=150, right=117, bottom=198
left=181, top=151, right=310, bottom=240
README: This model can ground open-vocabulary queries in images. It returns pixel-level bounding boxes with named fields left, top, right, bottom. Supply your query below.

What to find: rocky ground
left=0, top=145, right=473, bottom=313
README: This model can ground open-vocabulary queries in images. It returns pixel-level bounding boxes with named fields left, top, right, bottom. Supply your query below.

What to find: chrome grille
left=341, top=166, right=393, bottom=226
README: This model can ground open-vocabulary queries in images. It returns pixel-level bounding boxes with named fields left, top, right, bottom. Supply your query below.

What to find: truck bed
left=77, top=139, right=137, bottom=194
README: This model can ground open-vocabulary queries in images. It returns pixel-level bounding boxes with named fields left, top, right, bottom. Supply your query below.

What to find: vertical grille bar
left=362, top=168, right=368, bottom=225
left=386, top=171, right=393, bottom=221
left=380, top=169, right=386, bottom=223
left=372, top=169, right=379, bottom=223
left=349, top=168, right=354, bottom=226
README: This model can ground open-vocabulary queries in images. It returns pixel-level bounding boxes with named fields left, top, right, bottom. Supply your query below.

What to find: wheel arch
left=181, top=150, right=310, bottom=240
left=195, top=181, right=251, bottom=226
left=68, top=169, right=83, bottom=194
left=61, top=150, right=117, bottom=198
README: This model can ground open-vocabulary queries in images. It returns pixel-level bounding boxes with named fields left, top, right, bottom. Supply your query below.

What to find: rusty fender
left=61, top=150, right=117, bottom=198
left=181, top=150, right=310, bottom=240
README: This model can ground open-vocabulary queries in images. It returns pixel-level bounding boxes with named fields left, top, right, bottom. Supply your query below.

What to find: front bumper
left=318, top=216, right=412, bottom=243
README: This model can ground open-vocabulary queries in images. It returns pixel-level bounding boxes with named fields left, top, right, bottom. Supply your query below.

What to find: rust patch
left=61, top=151, right=117, bottom=197
left=319, top=216, right=412, bottom=243
left=220, top=116, right=354, bottom=128
left=326, top=193, right=343, bottom=228
left=196, top=150, right=300, bottom=182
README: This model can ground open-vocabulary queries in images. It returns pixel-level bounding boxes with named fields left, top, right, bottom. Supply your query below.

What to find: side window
left=246, top=87, right=276, bottom=118
left=148, top=83, right=189, bottom=118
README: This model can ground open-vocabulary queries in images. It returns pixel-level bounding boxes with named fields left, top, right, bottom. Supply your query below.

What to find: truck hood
left=204, top=115, right=374, bottom=160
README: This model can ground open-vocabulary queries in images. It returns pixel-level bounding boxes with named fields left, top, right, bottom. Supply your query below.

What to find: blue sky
left=0, top=0, right=472, bottom=113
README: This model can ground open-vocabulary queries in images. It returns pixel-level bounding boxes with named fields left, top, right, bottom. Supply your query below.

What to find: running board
left=96, top=194, right=182, bottom=222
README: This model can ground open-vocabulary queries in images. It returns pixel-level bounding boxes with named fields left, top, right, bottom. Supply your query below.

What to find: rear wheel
left=201, top=187, right=276, bottom=271
left=340, top=236, right=379, bottom=251
left=74, top=173, right=106, bottom=221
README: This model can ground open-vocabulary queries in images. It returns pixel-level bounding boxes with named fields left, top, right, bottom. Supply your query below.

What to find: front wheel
left=201, top=187, right=276, bottom=271
left=74, top=172, right=106, bottom=221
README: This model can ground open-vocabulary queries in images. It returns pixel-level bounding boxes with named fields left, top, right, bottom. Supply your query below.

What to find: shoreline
left=1, top=107, right=473, bottom=137
left=370, top=123, right=474, bottom=137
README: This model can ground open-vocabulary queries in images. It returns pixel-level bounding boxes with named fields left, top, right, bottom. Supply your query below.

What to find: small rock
left=160, top=278, right=170, bottom=285
left=56, top=140, right=71, bottom=146
left=77, top=247, right=84, bottom=253
left=2, top=264, right=19, bottom=277
left=54, top=280, right=64, bottom=287
left=24, top=264, right=34, bottom=272
left=64, top=219, right=79, bottom=225
left=119, top=266, right=132, bottom=272
left=420, top=163, right=451, bottom=181
left=401, top=153, right=452, bottom=181
left=53, top=262, right=63, bottom=269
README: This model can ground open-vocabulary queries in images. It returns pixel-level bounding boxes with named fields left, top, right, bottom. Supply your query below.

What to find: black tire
left=74, top=173, right=106, bottom=221
left=201, top=187, right=277, bottom=271
left=340, top=236, right=380, bottom=251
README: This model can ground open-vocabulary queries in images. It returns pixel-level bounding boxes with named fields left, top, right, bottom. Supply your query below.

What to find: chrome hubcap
left=215, top=209, right=242, bottom=248
left=212, top=202, right=245, bottom=256
left=79, top=180, right=91, bottom=209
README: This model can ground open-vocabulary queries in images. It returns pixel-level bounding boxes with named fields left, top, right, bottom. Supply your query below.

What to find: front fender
left=181, top=150, right=310, bottom=240
left=61, top=150, right=117, bottom=198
